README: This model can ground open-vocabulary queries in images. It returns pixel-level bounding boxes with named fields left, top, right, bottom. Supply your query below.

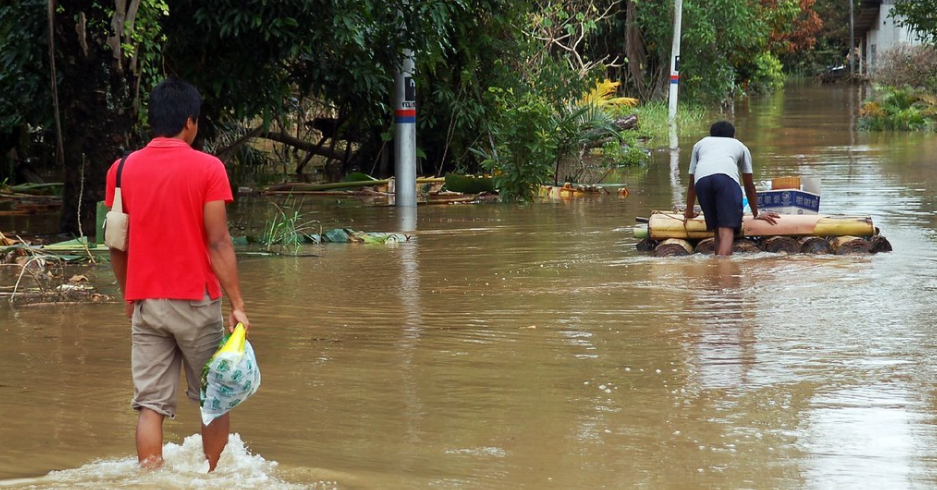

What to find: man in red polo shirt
left=105, top=77, right=249, bottom=472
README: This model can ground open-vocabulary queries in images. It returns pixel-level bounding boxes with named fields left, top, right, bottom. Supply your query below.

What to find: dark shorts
left=695, top=174, right=743, bottom=232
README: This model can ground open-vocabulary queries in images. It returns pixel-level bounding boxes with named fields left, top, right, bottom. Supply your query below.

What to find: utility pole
left=668, top=0, right=683, bottom=126
left=669, top=0, right=684, bottom=205
left=849, top=0, right=855, bottom=75
left=394, top=48, right=417, bottom=208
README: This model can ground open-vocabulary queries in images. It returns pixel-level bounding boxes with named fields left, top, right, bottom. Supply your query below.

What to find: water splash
left=4, top=434, right=328, bottom=490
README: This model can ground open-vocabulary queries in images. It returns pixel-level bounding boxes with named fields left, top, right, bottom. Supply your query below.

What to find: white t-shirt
left=687, top=136, right=753, bottom=185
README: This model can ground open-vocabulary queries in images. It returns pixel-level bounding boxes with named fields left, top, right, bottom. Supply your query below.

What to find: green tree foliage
left=0, top=0, right=533, bottom=230
left=164, top=0, right=530, bottom=175
left=586, top=0, right=798, bottom=102
left=51, top=0, right=170, bottom=234
left=794, top=0, right=850, bottom=72
left=0, top=0, right=51, bottom=181
left=893, top=0, right=937, bottom=45
left=472, top=88, right=558, bottom=202
left=635, top=0, right=771, bottom=102
left=0, top=0, right=842, bottom=224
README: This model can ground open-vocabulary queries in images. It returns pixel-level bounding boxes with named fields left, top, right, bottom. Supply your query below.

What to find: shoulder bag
left=103, top=152, right=131, bottom=251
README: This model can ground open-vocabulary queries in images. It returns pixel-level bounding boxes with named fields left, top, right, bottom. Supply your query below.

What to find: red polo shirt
left=105, top=137, right=233, bottom=301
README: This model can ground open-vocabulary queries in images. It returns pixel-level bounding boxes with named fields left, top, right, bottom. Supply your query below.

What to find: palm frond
left=580, top=79, right=639, bottom=108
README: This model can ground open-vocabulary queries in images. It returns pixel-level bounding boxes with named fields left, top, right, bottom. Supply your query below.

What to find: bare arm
left=684, top=174, right=698, bottom=219
left=109, top=248, right=133, bottom=318
left=742, top=173, right=778, bottom=224
left=204, top=200, right=249, bottom=333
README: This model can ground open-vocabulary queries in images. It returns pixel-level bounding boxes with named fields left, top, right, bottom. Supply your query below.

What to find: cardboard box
left=756, top=178, right=821, bottom=215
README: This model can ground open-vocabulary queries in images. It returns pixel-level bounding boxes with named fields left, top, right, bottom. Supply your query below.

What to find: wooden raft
left=635, top=212, right=891, bottom=256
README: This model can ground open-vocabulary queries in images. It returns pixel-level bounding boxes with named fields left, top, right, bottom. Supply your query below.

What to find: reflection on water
left=3, top=82, right=937, bottom=489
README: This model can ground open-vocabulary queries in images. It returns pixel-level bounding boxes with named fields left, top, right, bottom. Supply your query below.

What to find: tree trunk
left=870, top=235, right=892, bottom=253
left=732, top=239, right=761, bottom=253
left=636, top=237, right=657, bottom=252
left=799, top=236, right=832, bottom=254
left=761, top=236, right=800, bottom=254
left=654, top=238, right=693, bottom=256
left=830, top=236, right=872, bottom=255
left=56, top=3, right=136, bottom=236
left=694, top=237, right=715, bottom=254
left=624, top=0, right=649, bottom=99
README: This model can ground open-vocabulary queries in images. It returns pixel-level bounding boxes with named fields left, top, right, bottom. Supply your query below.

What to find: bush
left=472, top=88, right=558, bottom=202
left=870, top=44, right=937, bottom=93
left=749, top=52, right=787, bottom=93
left=859, top=85, right=937, bottom=131
left=598, top=131, right=649, bottom=167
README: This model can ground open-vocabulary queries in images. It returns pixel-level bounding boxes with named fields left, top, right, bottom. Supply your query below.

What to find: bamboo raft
left=634, top=212, right=892, bottom=256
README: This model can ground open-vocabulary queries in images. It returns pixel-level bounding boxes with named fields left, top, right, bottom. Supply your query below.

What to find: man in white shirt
left=684, top=121, right=778, bottom=256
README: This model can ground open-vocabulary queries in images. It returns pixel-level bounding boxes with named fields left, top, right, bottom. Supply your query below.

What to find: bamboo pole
left=647, top=212, right=876, bottom=240
left=633, top=224, right=649, bottom=239
left=654, top=238, right=693, bottom=256
left=263, top=177, right=445, bottom=194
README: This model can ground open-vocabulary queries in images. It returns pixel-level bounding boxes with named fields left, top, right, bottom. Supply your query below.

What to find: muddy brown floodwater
left=2, top=81, right=937, bottom=489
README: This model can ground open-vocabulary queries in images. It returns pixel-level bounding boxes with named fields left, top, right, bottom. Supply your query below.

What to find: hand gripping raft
left=200, top=323, right=261, bottom=425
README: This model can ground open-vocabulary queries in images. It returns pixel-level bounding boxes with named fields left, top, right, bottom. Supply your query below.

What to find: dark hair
left=148, top=77, right=203, bottom=137
left=709, top=120, right=735, bottom=138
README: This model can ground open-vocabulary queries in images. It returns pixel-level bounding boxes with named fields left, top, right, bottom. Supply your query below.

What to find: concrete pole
left=669, top=0, right=684, bottom=202
left=849, top=0, right=855, bottom=75
left=394, top=48, right=417, bottom=207
left=668, top=0, right=683, bottom=126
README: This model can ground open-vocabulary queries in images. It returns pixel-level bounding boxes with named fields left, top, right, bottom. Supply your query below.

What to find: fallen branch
left=260, top=131, right=349, bottom=160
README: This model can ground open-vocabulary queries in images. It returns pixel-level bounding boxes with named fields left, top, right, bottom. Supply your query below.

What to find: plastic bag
left=200, top=323, right=261, bottom=425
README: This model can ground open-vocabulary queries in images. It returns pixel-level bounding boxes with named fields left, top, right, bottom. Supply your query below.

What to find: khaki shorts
left=130, top=294, right=224, bottom=419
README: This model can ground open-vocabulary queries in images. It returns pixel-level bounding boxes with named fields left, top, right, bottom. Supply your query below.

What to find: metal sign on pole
left=394, top=48, right=417, bottom=208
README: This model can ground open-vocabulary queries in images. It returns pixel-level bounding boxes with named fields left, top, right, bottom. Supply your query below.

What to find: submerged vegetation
left=860, top=87, right=937, bottom=131
left=861, top=45, right=937, bottom=132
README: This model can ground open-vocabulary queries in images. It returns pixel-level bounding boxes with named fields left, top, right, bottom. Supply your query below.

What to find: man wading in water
left=106, top=77, right=250, bottom=471
left=683, top=121, right=779, bottom=255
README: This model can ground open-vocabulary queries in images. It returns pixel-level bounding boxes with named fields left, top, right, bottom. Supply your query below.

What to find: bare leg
left=202, top=413, right=229, bottom=472
left=136, top=408, right=165, bottom=469
left=715, top=227, right=735, bottom=256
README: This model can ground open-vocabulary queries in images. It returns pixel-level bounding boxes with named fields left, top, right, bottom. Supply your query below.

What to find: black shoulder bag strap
left=116, top=150, right=132, bottom=188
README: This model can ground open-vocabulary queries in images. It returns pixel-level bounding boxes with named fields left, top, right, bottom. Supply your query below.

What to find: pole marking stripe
left=670, top=74, right=679, bottom=84
left=395, top=109, right=416, bottom=123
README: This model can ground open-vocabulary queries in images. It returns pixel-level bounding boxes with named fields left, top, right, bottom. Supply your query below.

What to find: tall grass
left=626, top=101, right=710, bottom=147
left=260, top=197, right=318, bottom=254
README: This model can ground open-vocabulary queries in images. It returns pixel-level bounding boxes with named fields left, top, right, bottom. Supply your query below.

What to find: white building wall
left=865, top=0, right=926, bottom=70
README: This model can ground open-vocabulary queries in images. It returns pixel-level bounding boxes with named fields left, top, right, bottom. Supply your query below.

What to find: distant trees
left=2, top=0, right=530, bottom=232
left=0, top=0, right=838, bottom=228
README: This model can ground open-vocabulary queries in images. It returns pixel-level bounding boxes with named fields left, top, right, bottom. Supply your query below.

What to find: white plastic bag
left=200, top=324, right=261, bottom=425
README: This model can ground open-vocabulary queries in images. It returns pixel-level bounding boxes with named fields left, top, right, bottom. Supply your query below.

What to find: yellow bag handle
left=216, top=323, right=247, bottom=358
